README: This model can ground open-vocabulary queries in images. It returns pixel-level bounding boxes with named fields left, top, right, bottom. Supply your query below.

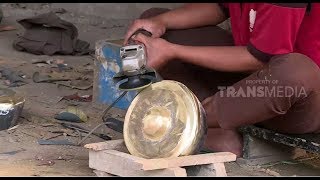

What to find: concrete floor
left=0, top=3, right=319, bottom=177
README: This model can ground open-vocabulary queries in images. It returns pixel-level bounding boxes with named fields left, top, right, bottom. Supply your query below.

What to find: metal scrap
left=54, top=106, right=88, bottom=123
left=0, top=67, right=27, bottom=87
left=104, top=117, right=124, bottom=133
left=32, top=71, right=70, bottom=83
left=52, top=8, right=67, bottom=14
left=60, top=122, right=111, bottom=141
left=61, top=93, right=92, bottom=102
left=0, top=148, right=26, bottom=155
left=37, top=139, right=75, bottom=146
left=0, top=25, right=16, bottom=32
left=6, top=125, right=19, bottom=133
left=35, top=155, right=56, bottom=166
left=31, top=59, right=53, bottom=64
left=56, top=81, right=93, bottom=90
left=43, top=133, right=63, bottom=140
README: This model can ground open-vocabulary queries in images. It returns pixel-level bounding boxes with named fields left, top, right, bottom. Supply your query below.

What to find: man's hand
left=132, top=33, right=175, bottom=70
left=124, top=17, right=166, bottom=45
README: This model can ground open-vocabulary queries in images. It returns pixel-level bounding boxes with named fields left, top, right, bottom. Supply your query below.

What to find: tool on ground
left=76, top=121, right=114, bottom=145
left=38, top=139, right=75, bottom=146
left=103, top=117, right=124, bottom=133
left=113, top=28, right=158, bottom=91
left=60, top=122, right=112, bottom=141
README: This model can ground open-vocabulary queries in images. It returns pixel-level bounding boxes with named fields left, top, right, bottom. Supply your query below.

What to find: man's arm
left=152, top=3, right=227, bottom=30
left=170, top=45, right=264, bottom=72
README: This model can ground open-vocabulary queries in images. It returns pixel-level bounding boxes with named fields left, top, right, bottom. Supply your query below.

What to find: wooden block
left=93, top=170, right=115, bottom=177
left=212, top=163, right=227, bottom=177
left=140, top=152, right=236, bottom=171
left=84, top=139, right=128, bottom=153
left=89, top=149, right=187, bottom=177
left=89, top=150, right=144, bottom=171
left=89, top=150, right=187, bottom=177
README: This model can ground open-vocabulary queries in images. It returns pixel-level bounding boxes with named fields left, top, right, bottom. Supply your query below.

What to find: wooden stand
left=85, top=139, right=236, bottom=177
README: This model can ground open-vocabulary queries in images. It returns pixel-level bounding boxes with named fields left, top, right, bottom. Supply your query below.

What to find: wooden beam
left=212, top=163, right=227, bottom=177
left=140, top=152, right=236, bottom=171
left=84, top=139, right=128, bottom=153
left=93, top=170, right=115, bottom=177
left=89, top=150, right=187, bottom=177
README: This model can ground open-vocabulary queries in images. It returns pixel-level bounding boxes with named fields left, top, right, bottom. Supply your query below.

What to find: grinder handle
left=128, top=28, right=152, bottom=45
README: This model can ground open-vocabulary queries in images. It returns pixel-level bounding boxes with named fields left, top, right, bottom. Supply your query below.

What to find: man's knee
left=267, top=53, right=320, bottom=91
left=140, top=8, right=170, bottom=19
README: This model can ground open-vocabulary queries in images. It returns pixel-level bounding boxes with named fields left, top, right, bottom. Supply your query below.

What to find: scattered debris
left=35, top=155, right=56, bottom=166
left=27, top=114, right=55, bottom=124
left=52, top=8, right=67, bottom=14
left=260, top=160, right=299, bottom=168
left=61, top=93, right=92, bottom=102
left=54, top=59, right=68, bottom=72
left=60, top=122, right=111, bottom=141
left=104, top=117, right=124, bottom=133
left=54, top=155, right=74, bottom=161
left=7, top=125, right=19, bottom=133
left=0, top=25, right=16, bottom=32
left=292, top=148, right=308, bottom=160
left=36, top=63, right=48, bottom=68
left=31, top=59, right=53, bottom=64
left=19, top=130, right=42, bottom=139
left=37, top=160, right=55, bottom=166
left=0, top=67, right=27, bottom=87
left=56, top=81, right=93, bottom=90
left=54, top=106, right=88, bottom=123
left=32, top=71, right=70, bottom=83
left=0, top=148, right=26, bottom=155
left=239, top=164, right=281, bottom=177
left=43, top=133, right=63, bottom=140
left=40, top=123, right=56, bottom=127
left=49, top=128, right=79, bottom=137
left=37, top=139, right=75, bottom=146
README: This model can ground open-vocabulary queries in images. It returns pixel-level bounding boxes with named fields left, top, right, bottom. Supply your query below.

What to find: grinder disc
left=124, top=80, right=206, bottom=159
left=118, top=76, right=152, bottom=91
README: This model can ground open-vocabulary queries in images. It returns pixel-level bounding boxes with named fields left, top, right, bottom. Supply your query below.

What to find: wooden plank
left=212, top=163, right=227, bottom=177
left=93, top=170, right=115, bottom=177
left=84, top=139, right=128, bottom=152
left=89, top=150, right=144, bottom=171
left=140, top=152, right=236, bottom=171
left=89, top=150, right=187, bottom=176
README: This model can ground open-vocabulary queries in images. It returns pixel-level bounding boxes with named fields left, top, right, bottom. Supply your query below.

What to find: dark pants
left=140, top=8, right=320, bottom=156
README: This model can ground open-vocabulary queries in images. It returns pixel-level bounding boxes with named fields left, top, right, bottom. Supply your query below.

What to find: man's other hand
left=124, top=17, right=166, bottom=45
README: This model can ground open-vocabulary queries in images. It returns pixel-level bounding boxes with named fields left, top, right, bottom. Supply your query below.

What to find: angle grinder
left=113, top=28, right=159, bottom=91
left=102, top=29, right=159, bottom=128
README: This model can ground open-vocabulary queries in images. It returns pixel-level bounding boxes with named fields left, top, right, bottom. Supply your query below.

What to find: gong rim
left=123, top=80, right=204, bottom=159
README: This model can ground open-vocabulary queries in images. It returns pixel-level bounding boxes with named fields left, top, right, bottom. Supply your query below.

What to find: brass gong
left=124, top=80, right=207, bottom=159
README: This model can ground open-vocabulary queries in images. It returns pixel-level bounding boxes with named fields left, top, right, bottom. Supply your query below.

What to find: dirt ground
left=0, top=3, right=319, bottom=177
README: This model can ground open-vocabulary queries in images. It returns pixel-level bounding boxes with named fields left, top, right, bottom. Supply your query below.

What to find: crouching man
left=124, top=3, right=320, bottom=157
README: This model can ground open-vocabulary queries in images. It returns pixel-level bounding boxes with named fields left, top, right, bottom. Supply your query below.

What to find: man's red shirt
left=220, top=3, right=320, bottom=66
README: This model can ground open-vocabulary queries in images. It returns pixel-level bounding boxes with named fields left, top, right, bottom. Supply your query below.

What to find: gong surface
left=124, top=80, right=205, bottom=159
